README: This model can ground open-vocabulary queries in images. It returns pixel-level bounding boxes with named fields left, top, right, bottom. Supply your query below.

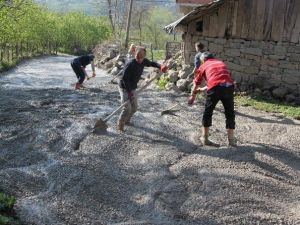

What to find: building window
left=196, top=21, right=203, bottom=32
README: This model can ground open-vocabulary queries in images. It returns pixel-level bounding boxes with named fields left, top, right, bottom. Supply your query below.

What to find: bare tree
left=107, top=0, right=116, bottom=39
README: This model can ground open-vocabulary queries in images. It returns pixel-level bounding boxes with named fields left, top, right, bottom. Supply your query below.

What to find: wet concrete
left=0, top=56, right=299, bottom=225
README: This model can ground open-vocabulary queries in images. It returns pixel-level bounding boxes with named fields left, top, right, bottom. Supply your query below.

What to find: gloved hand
left=191, top=89, right=198, bottom=95
left=188, top=95, right=196, bottom=105
left=160, top=64, right=168, bottom=73
left=128, top=91, right=135, bottom=101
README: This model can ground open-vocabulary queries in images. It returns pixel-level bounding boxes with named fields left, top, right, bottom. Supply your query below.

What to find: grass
left=0, top=61, right=17, bottom=73
left=0, top=191, right=23, bottom=225
left=152, top=50, right=165, bottom=61
left=156, top=75, right=170, bottom=90
left=235, top=95, right=300, bottom=119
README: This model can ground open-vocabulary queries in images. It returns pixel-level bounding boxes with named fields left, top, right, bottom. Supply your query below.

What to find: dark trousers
left=71, top=61, right=85, bottom=84
left=202, top=85, right=235, bottom=129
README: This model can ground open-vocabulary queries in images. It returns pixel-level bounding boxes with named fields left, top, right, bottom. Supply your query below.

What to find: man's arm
left=81, top=66, right=88, bottom=78
left=188, top=67, right=205, bottom=105
left=193, top=53, right=201, bottom=76
left=143, top=58, right=168, bottom=73
left=144, top=58, right=160, bottom=68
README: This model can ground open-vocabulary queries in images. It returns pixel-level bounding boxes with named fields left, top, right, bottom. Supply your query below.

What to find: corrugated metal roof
left=164, top=0, right=225, bottom=34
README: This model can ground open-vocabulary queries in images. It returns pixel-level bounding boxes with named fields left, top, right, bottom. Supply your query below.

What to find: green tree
left=0, top=0, right=112, bottom=55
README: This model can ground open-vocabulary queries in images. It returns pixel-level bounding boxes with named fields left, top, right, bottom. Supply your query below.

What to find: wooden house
left=165, top=0, right=300, bottom=93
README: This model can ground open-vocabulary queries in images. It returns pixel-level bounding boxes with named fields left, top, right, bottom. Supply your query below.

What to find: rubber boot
left=227, top=129, right=237, bottom=147
left=75, top=82, right=81, bottom=90
left=200, top=135, right=219, bottom=147
left=228, top=138, right=237, bottom=147
left=117, top=122, right=125, bottom=132
left=125, top=116, right=134, bottom=126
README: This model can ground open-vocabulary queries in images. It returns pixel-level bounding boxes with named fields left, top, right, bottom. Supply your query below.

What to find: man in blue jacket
left=71, top=54, right=96, bottom=89
left=117, top=46, right=168, bottom=131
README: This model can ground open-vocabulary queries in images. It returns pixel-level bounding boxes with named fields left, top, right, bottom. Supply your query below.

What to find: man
left=188, top=52, right=237, bottom=147
left=192, top=42, right=205, bottom=77
left=126, top=43, right=136, bottom=63
left=71, top=54, right=96, bottom=89
left=117, top=47, right=168, bottom=132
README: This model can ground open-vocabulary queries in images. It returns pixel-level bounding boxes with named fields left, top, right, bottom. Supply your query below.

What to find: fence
left=0, top=42, right=58, bottom=64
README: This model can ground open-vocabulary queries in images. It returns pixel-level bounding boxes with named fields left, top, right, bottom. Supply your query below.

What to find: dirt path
left=0, top=56, right=299, bottom=225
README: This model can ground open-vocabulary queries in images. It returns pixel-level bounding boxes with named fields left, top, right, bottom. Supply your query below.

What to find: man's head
left=200, top=51, right=214, bottom=63
left=135, top=47, right=146, bottom=64
left=89, top=54, right=95, bottom=61
left=128, top=44, right=136, bottom=54
left=195, top=42, right=204, bottom=52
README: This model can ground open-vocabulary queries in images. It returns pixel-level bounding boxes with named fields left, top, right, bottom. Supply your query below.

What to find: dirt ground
left=0, top=56, right=299, bottom=225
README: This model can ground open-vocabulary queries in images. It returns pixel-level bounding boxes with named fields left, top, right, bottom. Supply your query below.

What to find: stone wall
left=184, top=37, right=300, bottom=96
left=166, top=42, right=182, bottom=59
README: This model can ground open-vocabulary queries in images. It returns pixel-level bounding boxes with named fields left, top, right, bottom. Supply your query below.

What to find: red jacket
left=194, top=58, right=234, bottom=90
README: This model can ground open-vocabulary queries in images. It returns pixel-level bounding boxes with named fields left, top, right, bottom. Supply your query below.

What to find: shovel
left=160, top=103, right=180, bottom=116
left=108, top=69, right=124, bottom=84
left=93, top=72, right=161, bottom=133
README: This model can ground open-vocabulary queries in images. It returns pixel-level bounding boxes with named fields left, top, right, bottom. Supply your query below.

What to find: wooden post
left=0, top=43, right=3, bottom=62
left=16, top=43, right=19, bottom=60
left=8, top=44, right=11, bottom=63
left=11, top=44, right=14, bottom=61
left=150, top=43, right=153, bottom=61
left=20, top=42, right=23, bottom=57
left=26, top=42, right=29, bottom=57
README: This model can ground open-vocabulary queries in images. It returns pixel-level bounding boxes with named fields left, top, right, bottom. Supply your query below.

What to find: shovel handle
left=103, top=72, right=161, bottom=122
left=110, top=69, right=124, bottom=82
left=165, top=103, right=179, bottom=111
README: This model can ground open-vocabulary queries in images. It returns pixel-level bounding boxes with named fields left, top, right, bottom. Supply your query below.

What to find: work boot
left=117, top=122, right=125, bottom=132
left=200, top=135, right=219, bottom=147
left=125, top=117, right=134, bottom=126
left=75, top=82, right=81, bottom=90
left=125, top=121, right=134, bottom=126
left=228, top=137, right=237, bottom=147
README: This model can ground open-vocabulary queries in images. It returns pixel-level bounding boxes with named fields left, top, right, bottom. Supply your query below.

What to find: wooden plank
left=235, top=0, right=245, bottom=38
left=217, top=3, right=229, bottom=37
left=291, top=7, right=300, bottom=43
left=263, top=0, right=274, bottom=40
left=271, top=0, right=287, bottom=41
left=188, top=21, right=196, bottom=34
left=241, top=0, right=252, bottom=39
left=225, top=0, right=235, bottom=38
left=248, top=0, right=258, bottom=39
left=283, top=0, right=293, bottom=41
left=284, top=0, right=300, bottom=42
left=254, top=0, right=266, bottom=40
left=231, top=1, right=239, bottom=37
left=203, top=14, right=210, bottom=37
left=208, top=12, right=219, bottom=37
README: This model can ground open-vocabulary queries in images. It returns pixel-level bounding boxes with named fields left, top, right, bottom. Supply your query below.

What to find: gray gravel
left=0, top=56, right=299, bottom=225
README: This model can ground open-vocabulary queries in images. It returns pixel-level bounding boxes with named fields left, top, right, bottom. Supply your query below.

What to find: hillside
left=34, top=0, right=176, bottom=15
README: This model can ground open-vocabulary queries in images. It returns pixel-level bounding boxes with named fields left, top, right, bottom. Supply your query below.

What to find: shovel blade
left=93, top=119, right=108, bottom=134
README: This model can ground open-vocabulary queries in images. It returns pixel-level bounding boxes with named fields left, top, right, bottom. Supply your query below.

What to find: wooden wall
left=193, top=0, right=300, bottom=43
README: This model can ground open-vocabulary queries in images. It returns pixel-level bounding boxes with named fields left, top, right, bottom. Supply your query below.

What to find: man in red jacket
left=189, top=52, right=237, bottom=147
